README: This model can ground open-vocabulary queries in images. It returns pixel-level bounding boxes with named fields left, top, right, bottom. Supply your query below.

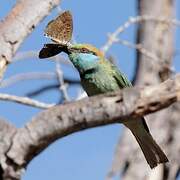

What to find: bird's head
left=68, top=44, right=104, bottom=58
left=67, top=44, right=105, bottom=74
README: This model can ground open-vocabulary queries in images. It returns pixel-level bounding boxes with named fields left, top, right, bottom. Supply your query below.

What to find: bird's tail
left=124, top=119, right=168, bottom=169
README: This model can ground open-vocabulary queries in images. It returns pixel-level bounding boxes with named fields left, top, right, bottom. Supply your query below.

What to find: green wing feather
left=111, top=64, right=132, bottom=88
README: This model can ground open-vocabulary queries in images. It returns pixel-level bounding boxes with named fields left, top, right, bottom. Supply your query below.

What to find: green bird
left=39, top=11, right=168, bottom=169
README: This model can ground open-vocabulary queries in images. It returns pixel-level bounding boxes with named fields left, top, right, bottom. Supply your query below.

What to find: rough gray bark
left=0, top=118, right=17, bottom=180
left=108, top=0, right=180, bottom=180
left=0, top=75, right=180, bottom=180
left=0, top=0, right=60, bottom=80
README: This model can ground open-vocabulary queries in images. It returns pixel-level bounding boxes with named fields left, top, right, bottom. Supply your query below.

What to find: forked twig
left=101, top=15, right=180, bottom=53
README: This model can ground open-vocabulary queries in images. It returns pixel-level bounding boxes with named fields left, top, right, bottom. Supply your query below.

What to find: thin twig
left=115, top=39, right=160, bottom=62
left=101, top=15, right=180, bottom=53
left=0, top=93, right=55, bottom=108
left=13, top=51, right=71, bottom=65
left=26, top=84, right=60, bottom=97
left=0, top=72, right=56, bottom=88
left=26, top=79, right=80, bottom=98
left=116, top=39, right=175, bottom=73
left=56, top=60, right=70, bottom=101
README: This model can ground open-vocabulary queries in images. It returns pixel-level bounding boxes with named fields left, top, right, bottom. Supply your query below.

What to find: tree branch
left=101, top=15, right=180, bottom=54
left=13, top=51, right=71, bottom=65
left=0, top=118, right=17, bottom=180
left=5, top=74, right=180, bottom=169
left=108, top=1, right=177, bottom=179
left=0, top=0, right=60, bottom=79
left=55, top=60, right=70, bottom=101
left=0, top=93, right=55, bottom=108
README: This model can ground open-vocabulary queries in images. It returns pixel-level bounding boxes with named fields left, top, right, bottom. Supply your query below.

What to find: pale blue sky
left=0, top=1, right=180, bottom=180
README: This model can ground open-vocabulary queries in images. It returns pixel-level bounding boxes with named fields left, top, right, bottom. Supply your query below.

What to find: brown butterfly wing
left=39, top=44, right=64, bottom=58
left=44, top=11, right=73, bottom=44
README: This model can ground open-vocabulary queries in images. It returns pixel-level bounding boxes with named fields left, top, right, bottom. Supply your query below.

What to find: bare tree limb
left=0, top=118, right=17, bottom=180
left=0, top=93, right=55, bottom=108
left=0, top=0, right=60, bottom=79
left=0, top=74, right=178, bottom=180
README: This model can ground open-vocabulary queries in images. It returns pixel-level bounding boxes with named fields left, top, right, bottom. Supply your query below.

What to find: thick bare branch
left=5, top=74, right=180, bottom=168
left=0, top=74, right=179, bottom=180
left=0, top=0, right=60, bottom=79
left=0, top=118, right=17, bottom=180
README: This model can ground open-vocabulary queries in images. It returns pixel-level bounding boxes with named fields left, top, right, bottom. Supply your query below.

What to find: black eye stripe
left=69, top=47, right=96, bottom=55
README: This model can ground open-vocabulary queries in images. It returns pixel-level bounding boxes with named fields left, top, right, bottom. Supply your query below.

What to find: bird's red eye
left=82, top=48, right=87, bottom=52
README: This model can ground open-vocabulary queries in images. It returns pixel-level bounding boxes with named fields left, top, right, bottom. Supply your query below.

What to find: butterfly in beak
left=39, top=11, right=73, bottom=59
